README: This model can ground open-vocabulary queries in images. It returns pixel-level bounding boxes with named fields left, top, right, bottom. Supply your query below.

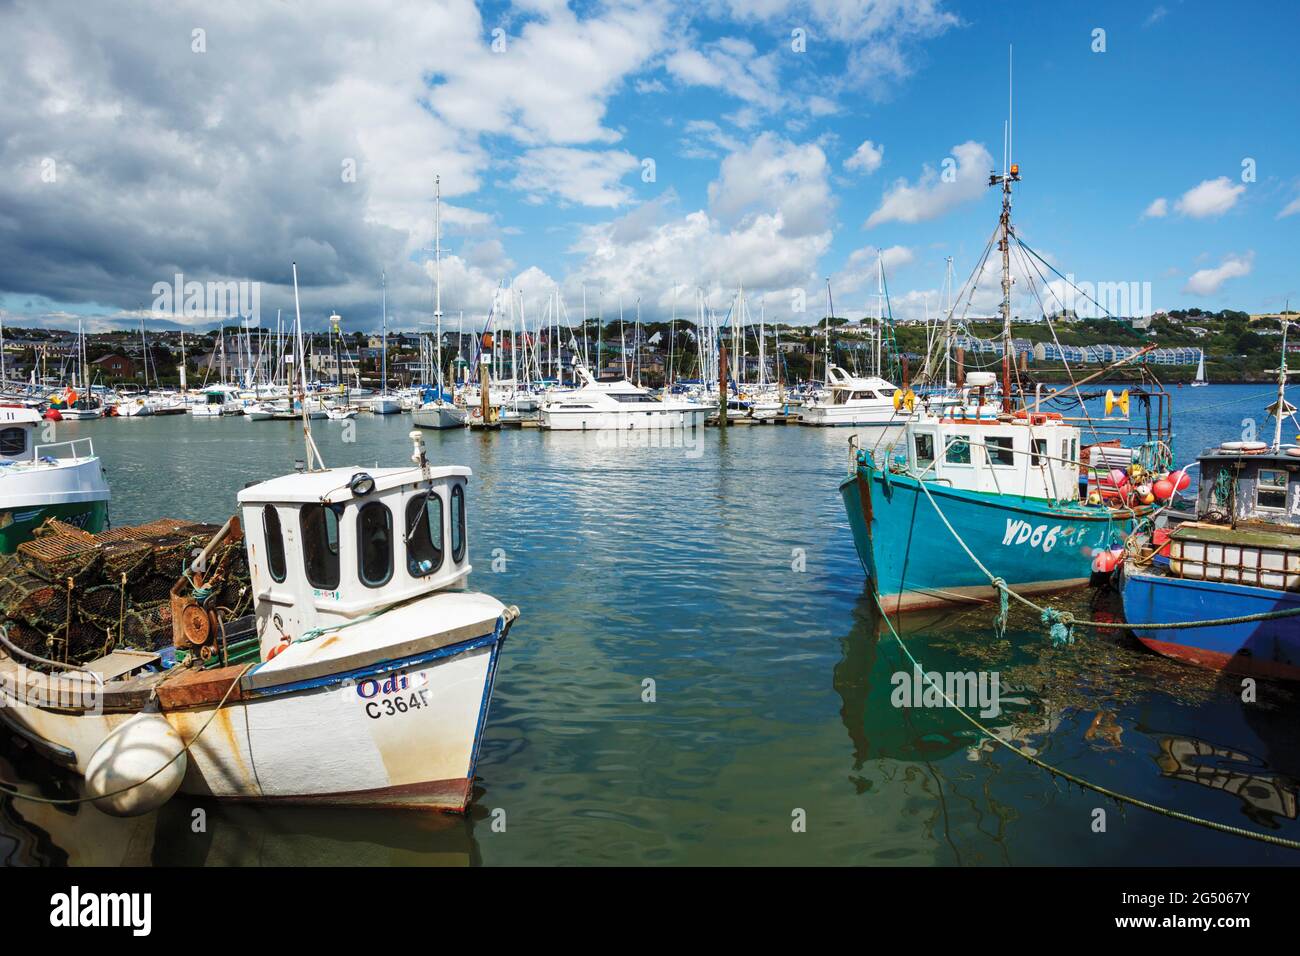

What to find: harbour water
left=3, top=383, right=1300, bottom=866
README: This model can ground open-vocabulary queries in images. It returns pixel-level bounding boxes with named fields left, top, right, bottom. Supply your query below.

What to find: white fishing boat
left=0, top=432, right=518, bottom=812
left=0, top=264, right=519, bottom=815
left=0, top=406, right=110, bottom=552
left=540, top=363, right=711, bottom=430
left=1190, top=349, right=1209, bottom=387
left=798, top=365, right=910, bottom=426
left=326, top=405, right=358, bottom=421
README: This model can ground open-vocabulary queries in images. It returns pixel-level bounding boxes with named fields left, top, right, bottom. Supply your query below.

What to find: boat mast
left=989, top=45, right=1019, bottom=413
left=434, top=174, right=443, bottom=398
left=1273, top=312, right=1297, bottom=451
left=381, top=270, right=388, bottom=396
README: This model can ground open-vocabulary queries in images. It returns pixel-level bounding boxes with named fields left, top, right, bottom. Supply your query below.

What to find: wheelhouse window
left=1257, top=470, right=1288, bottom=511
left=405, top=492, right=444, bottom=577
left=987, top=435, right=1015, bottom=467
left=357, top=501, right=393, bottom=588
left=450, top=484, right=466, bottom=562
left=263, top=505, right=287, bottom=583
left=850, top=390, right=878, bottom=400
left=1031, top=438, right=1048, bottom=467
left=300, top=504, right=341, bottom=591
left=0, top=427, right=25, bottom=457
left=913, top=433, right=935, bottom=470
left=945, top=434, right=972, bottom=465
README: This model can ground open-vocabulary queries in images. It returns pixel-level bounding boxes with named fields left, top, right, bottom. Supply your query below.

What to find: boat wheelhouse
left=0, top=405, right=110, bottom=552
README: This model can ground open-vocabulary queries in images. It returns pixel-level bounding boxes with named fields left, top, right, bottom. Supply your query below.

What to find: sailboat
left=1190, top=348, right=1209, bottom=387
left=413, top=175, right=469, bottom=430
left=369, top=271, right=402, bottom=415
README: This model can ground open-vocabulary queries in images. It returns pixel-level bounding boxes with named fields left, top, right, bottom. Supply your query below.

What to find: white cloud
left=665, top=37, right=784, bottom=112
left=845, top=139, right=884, bottom=174
left=708, top=133, right=834, bottom=238
left=1174, top=176, right=1246, bottom=219
left=566, top=133, right=834, bottom=321
left=511, top=148, right=640, bottom=208
left=1278, top=194, right=1300, bottom=219
left=865, top=141, right=993, bottom=227
left=1142, top=197, right=1168, bottom=218
left=1183, top=252, right=1254, bottom=296
left=428, top=2, right=671, bottom=145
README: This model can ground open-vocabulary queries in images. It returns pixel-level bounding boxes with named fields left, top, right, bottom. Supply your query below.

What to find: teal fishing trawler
left=838, top=134, right=1179, bottom=613
left=839, top=378, right=1161, bottom=613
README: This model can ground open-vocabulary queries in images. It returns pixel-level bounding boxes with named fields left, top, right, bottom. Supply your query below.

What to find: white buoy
left=85, top=713, right=187, bottom=817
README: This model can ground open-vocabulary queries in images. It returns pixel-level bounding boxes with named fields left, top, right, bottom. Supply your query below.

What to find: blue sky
left=1, top=0, right=1297, bottom=330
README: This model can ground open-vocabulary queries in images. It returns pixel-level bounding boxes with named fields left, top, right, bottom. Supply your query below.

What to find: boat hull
left=1120, top=566, right=1300, bottom=680
left=540, top=405, right=709, bottom=430
left=0, top=623, right=512, bottom=812
left=412, top=403, right=468, bottom=429
left=0, top=498, right=108, bottom=553
left=840, top=463, right=1129, bottom=613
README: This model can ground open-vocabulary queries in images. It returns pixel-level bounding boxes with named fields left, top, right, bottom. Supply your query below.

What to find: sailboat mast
left=381, top=271, right=388, bottom=395
left=434, top=174, right=443, bottom=395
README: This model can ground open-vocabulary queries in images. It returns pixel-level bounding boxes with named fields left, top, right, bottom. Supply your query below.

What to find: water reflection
left=831, top=590, right=1300, bottom=863
left=0, top=735, right=481, bottom=866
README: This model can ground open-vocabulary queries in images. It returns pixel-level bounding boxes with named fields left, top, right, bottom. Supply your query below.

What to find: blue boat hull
left=1120, top=567, right=1300, bottom=680
left=839, top=464, right=1131, bottom=613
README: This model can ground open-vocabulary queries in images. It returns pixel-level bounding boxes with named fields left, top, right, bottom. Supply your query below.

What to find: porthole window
left=263, top=505, right=287, bottom=583
left=405, top=492, right=444, bottom=577
left=300, top=503, right=341, bottom=591
left=450, top=484, right=466, bottom=562
left=357, top=501, right=393, bottom=588
left=0, top=427, right=25, bottom=457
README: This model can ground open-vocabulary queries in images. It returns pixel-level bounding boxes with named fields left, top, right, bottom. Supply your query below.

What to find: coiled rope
left=870, top=589, right=1300, bottom=851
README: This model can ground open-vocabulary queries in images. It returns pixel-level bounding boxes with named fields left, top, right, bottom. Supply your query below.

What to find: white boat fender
left=85, top=712, right=187, bottom=817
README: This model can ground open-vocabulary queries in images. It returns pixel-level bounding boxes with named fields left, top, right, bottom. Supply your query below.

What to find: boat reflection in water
left=830, top=592, right=1300, bottom=863
left=0, top=733, right=483, bottom=866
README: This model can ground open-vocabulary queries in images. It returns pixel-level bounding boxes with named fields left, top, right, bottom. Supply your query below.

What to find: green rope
left=870, top=590, right=1300, bottom=851
left=992, top=578, right=1009, bottom=637
left=1041, top=607, right=1075, bottom=646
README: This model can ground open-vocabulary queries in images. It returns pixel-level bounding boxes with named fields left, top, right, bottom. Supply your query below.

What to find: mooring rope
left=869, top=590, right=1300, bottom=851
left=904, top=466, right=1300, bottom=633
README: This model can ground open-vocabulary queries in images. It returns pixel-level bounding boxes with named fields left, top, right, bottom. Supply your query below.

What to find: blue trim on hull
left=1120, top=568, right=1300, bottom=673
left=243, top=630, right=500, bottom=699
